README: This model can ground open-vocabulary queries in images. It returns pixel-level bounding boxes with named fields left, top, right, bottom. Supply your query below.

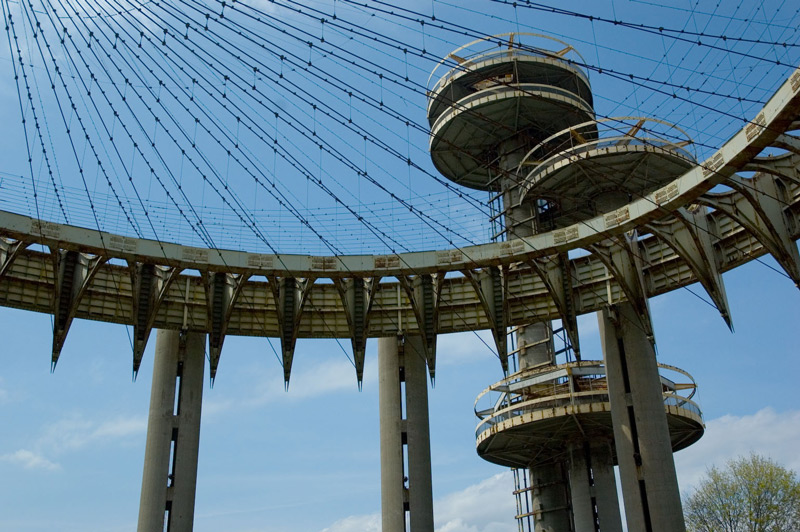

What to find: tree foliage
left=684, top=454, right=800, bottom=532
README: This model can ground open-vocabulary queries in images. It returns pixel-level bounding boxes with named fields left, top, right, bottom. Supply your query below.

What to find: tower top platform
left=427, top=33, right=596, bottom=191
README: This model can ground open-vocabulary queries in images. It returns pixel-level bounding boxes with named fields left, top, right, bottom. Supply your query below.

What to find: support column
left=569, top=440, right=623, bottom=532
left=138, top=329, right=206, bottom=532
left=530, top=460, right=572, bottom=532
left=379, top=335, right=435, bottom=532
left=599, top=303, right=685, bottom=532
left=503, top=150, right=567, bottom=531
left=378, top=336, right=406, bottom=532
left=592, top=441, right=623, bottom=532
left=569, top=444, right=595, bottom=532
left=517, top=321, right=554, bottom=370
left=405, top=336, right=434, bottom=532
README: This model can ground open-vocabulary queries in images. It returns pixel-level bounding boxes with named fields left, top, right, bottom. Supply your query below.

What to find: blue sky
left=1, top=1, right=800, bottom=531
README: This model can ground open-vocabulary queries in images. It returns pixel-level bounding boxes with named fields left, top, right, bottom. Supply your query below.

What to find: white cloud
left=320, top=513, right=380, bottom=532
left=0, top=449, right=60, bottom=471
left=1, top=413, right=147, bottom=472
left=89, top=416, right=148, bottom=440
left=285, top=358, right=373, bottom=400
left=434, top=472, right=515, bottom=532
left=38, top=414, right=147, bottom=454
left=206, top=356, right=376, bottom=417
left=317, top=472, right=515, bottom=532
left=675, top=407, right=800, bottom=491
left=437, top=330, right=501, bottom=367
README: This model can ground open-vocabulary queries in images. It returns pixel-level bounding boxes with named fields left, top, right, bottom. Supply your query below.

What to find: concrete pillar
left=138, top=329, right=206, bottom=532
left=379, top=335, right=435, bottom=532
left=599, top=303, right=685, bottom=532
left=592, top=442, right=623, bottom=532
left=517, top=322, right=554, bottom=370
left=568, top=440, right=623, bottom=532
left=405, top=336, right=434, bottom=532
left=501, top=144, right=563, bottom=530
left=378, top=336, right=405, bottom=532
left=530, top=461, right=572, bottom=532
left=569, top=444, right=595, bottom=532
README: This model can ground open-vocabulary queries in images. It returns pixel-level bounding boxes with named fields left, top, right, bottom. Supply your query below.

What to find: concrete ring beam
left=426, top=53, right=593, bottom=127
left=475, top=406, right=704, bottom=469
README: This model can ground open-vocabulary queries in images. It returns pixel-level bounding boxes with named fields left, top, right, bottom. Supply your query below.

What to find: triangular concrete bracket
left=463, top=266, right=508, bottom=374
left=647, top=206, right=733, bottom=329
left=335, top=276, right=380, bottom=387
left=0, top=238, right=28, bottom=278
left=128, top=262, right=181, bottom=378
left=269, top=276, right=315, bottom=388
left=588, top=233, right=655, bottom=342
left=51, top=249, right=107, bottom=370
left=204, top=271, right=250, bottom=382
left=704, top=172, right=800, bottom=288
left=398, top=273, right=442, bottom=382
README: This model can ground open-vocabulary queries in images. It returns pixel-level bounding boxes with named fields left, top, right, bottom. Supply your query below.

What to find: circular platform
left=427, top=33, right=593, bottom=125
left=515, top=117, right=697, bottom=229
left=427, top=33, right=596, bottom=190
left=474, top=361, right=704, bottom=468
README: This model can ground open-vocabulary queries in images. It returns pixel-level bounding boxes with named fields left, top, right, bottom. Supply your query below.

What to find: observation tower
left=2, top=3, right=800, bottom=532
left=427, top=34, right=706, bottom=531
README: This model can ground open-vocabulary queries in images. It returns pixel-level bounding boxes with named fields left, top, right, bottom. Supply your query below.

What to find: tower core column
left=599, top=303, right=686, bottom=532
left=379, top=335, right=435, bottom=532
left=138, top=329, right=206, bottom=532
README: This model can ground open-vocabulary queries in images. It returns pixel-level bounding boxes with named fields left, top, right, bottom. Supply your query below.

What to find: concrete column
left=568, top=440, right=623, bottom=532
left=530, top=461, right=572, bottom=532
left=569, top=444, right=595, bottom=532
left=500, top=155, right=555, bottom=372
left=405, top=336, right=434, bottom=532
left=599, top=303, right=685, bottom=532
left=517, top=322, right=554, bottom=370
left=378, top=336, right=405, bottom=532
left=501, top=144, right=563, bottom=531
left=592, top=441, right=623, bottom=532
left=138, top=329, right=206, bottom=532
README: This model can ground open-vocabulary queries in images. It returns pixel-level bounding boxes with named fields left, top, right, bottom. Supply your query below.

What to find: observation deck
left=514, top=117, right=697, bottom=231
left=427, top=33, right=597, bottom=190
left=474, top=361, right=704, bottom=468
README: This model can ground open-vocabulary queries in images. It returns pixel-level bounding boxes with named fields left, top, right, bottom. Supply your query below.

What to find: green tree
left=684, top=454, right=800, bottom=532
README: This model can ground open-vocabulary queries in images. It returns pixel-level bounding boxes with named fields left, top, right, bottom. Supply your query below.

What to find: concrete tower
left=427, top=33, right=705, bottom=531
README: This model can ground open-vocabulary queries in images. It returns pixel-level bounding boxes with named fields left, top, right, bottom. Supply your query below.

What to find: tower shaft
left=138, top=329, right=206, bottom=532
left=599, top=303, right=686, bottom=532
left=379, top=335, right=434, bottom=532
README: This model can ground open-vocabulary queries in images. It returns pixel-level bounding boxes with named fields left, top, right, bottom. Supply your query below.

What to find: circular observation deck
left=515, top=117, right=697, bottom=230
left=427, top=33, right=597, bottom=190
left=474, top=361, right=704, bottom=468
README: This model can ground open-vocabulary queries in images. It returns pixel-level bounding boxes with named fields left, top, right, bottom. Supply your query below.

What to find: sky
left=1, top=1, right=800, bottom=531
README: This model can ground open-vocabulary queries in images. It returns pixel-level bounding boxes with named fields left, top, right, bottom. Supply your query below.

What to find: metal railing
left=474, top=361, right=702, bottom=440
left=427, top=32, right=590, bottom=100
left=429, top=82, right=594, bottom=139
